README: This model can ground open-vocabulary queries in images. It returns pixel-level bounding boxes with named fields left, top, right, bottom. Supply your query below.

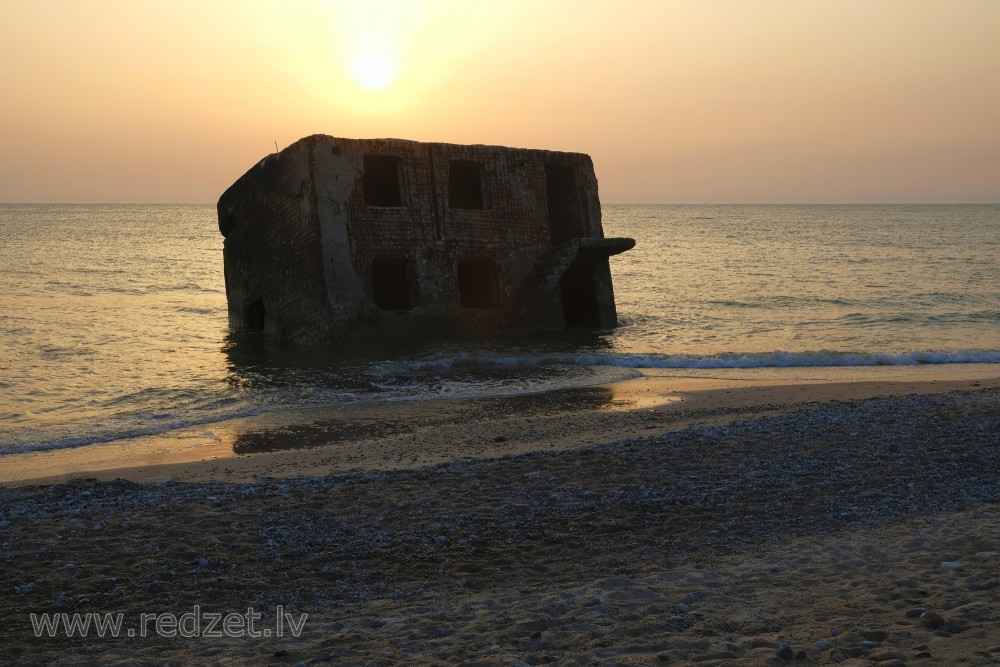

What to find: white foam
left=377, top=349, right=1000, bottom=373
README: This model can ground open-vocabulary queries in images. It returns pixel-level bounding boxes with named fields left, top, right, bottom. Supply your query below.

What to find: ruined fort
left=217, top=135, right=634, bottom=340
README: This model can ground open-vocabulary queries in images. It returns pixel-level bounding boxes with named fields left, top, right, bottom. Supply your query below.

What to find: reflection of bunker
left=217, top=135, right=634, bottom=340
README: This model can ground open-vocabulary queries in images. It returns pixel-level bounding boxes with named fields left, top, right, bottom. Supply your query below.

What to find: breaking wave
left=377, top=349, right=1000, bottom=374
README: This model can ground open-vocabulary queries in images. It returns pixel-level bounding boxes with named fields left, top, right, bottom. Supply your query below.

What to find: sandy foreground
left=2, top=364, right=1000, bottom=665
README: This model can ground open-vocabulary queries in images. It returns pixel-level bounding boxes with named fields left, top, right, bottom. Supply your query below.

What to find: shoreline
left=2, top=380, right=999, bottom=665
left=2, top=363, right=999, bottom=486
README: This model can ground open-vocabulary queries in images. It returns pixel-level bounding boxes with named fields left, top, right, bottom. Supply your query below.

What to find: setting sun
left=350, top=51, right=397, bottom=92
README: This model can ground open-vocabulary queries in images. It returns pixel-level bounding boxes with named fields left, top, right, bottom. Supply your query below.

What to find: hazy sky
left=2, top=0, right=998, bottom=203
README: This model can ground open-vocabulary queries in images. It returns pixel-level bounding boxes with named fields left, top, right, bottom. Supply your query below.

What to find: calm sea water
left=1, top=204, right=998, bottom=456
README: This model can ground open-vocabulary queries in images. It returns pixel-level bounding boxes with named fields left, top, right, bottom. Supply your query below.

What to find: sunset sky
left=2, top=0, right=998, bottom=204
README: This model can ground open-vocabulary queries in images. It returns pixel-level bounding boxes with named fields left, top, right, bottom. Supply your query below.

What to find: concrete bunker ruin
left=217, top=135, right=634, bottom=340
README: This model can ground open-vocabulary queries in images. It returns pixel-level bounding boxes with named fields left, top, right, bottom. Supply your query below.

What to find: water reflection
left=226, top=385, right=615, bottom=455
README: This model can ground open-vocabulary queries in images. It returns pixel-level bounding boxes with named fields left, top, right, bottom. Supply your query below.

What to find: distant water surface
left=1, top=204, right=998, bottom=456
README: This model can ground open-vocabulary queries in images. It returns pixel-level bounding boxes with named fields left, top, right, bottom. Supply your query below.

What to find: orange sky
left=2, top=0, right=998, bottom=203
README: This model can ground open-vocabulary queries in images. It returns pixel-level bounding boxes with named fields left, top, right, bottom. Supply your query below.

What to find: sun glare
left=351, top=52, right=397, bottom=92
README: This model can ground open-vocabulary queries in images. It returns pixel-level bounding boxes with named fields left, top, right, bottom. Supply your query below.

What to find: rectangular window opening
left=371, top=258, right=416, bottom=310
left=457, top=258, right=498, bottom=308
left=448, top=161, right=485, bottom=209
left=246, top=299, right=265, bottom=331
left=363, top=155, right=403, bottom=207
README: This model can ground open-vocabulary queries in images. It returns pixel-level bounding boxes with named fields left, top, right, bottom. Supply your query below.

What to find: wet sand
left=2, top=364, right=998, bottom=486
left=2, top=365, right=1000, bottom=665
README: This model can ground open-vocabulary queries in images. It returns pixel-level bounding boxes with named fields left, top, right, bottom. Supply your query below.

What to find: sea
left=1, top=204, right=998, bottom=458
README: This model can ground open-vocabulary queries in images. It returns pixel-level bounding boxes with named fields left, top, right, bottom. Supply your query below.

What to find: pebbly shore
left=2, top=388, right=999, bottom=665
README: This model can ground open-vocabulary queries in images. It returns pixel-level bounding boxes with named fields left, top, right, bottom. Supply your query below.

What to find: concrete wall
left=218, top=135, right=630, bottom=340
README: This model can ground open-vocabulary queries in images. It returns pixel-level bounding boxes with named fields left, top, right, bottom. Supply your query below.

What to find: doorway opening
left=371, top=258, right=416, bottom=310
left=545, top=164, right=585, bottom=245
left=559, top=259, right=600, bottom=328
left=457, top=258, right=498, bottom=308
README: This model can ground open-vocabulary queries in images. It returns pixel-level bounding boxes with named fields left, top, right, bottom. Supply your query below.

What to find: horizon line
left=2, top=201, right=998, bottom=207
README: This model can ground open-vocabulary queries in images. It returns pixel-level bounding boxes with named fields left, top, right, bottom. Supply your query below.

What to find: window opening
left=448, top=161, right=485, bottom=209
left=363, top=155, right=403, bottom=207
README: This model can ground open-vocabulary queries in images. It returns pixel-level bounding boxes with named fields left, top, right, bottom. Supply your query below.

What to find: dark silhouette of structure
left=217, top=135, right=634, bottom=340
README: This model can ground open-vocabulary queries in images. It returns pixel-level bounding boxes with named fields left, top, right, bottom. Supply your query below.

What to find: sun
left=351, top=52, right=397, bottom=92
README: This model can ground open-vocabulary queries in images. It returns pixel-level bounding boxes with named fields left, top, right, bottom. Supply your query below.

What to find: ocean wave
left=0, top=406, right=265, bottom=457
left=2, top=349, right=997, bottom=457
left=377, top=349, right=1000, bottom=373
left=367, top=364, right=642, bottom=402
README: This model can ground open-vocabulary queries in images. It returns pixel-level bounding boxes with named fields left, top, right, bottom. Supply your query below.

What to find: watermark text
left=29, top=605, right=307, bottom=639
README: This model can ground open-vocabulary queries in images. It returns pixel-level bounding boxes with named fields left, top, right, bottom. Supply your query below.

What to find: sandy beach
left=2, top=365, right=1000, bottom=665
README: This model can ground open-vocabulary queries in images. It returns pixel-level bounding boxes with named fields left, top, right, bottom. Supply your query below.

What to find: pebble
left=195, top=558, right=209, bottom=568
left=862, top=640, right=878, bottom=648
left=940, top=561, right=964, bottom=572
left=905, top=607, right=926, bottom=618
left=677, top=602, right=689, bottom=613
left=776, top=643, right=793, bottom=661
left=831, top=627, right=841, bottom=636
left=816, top=640, right=829, bottom=650
left=976, top=551, right=999, bottom=560
left=921, top=611, right=945, bottom=629
left=0, top=520, right=10, bottom=529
